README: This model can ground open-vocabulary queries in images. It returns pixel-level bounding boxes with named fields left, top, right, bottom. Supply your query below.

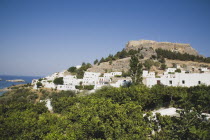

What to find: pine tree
left=94, top=59, right=98, bottom=65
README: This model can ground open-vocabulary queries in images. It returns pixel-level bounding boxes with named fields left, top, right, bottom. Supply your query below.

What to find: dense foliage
left=36, top=81, right=43, bottom=88
left=156, top=48, right=210, bottom=63
left=94, top=49, right=141, bottom=65
left=1, top=85, right=210, bottom=139
left=75, top=85, right=94, bottom=90
left=53, top=77, right=64, bottom=85
left=68, top=63, right=92, bottom=78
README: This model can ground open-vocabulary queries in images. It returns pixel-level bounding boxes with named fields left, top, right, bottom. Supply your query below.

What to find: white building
left=165, top=68, right=177, bottom=74
left=200, top=67, right=209, bottom=73
left=63, top=75, right=78, bottom=85
left=57, top=85, right=76, bottom=91
left=143, top=69, right=210, bottom=87
left=83, top=72, right=101, bottom=85
left=104, top=72, right=122, bottom=78
left=143, top=71, right=155, bottom=78
left=45, top=82, right=56, bottom=89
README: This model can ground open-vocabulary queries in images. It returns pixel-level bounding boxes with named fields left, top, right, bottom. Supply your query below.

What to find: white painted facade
left=111, top=72, right=122, bottom=76
left=143, top=69, right=210, bottom=87
left=57, top=85, right=76, bottom=91
left=104, top=72, right=122, bottom=78
left=63, top=75, right=78, bottom=85
left=83, top=72, right=101, bottom=85
left=165, top=68, right=177, bottom=74
left=45, top=82, right=56, bottom=89
left=200, top=67, right=209, bottom=73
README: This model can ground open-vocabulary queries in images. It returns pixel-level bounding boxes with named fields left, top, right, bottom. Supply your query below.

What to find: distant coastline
left=6, top=79, right=25, bottom=82
left=0, top=75, right=41, bottom=96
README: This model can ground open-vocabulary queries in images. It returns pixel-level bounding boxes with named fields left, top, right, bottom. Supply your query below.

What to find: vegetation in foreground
left=0, top=84, right=210, bottom=139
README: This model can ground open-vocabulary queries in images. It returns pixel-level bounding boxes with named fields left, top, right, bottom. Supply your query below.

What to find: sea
left=0, top=75, right=41, bottom=96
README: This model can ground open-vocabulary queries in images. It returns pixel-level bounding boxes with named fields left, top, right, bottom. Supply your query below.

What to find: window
left=157, top=80, right=161, bottom=85
left=182, top=80, right=185, bottom=84
left=169, top=80, right=172, bottom=85
left=198, top=81, right=201, bottom=84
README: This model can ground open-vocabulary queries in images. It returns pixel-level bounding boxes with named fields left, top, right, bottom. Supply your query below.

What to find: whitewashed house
left=45, top=82, right=56, bottom=89
left=63, top=75, right=78, bottom=85
left=57, top=85, right=76, bottom=91
left=143, top=69, right=210, bottom=87
left=165, top=68, right=177, bottom=74
left=111, top=72, right=122, bottom=76
left=83, top=72, right=101, bottom=85
left=104, top=72, right=122, bottom=78
left=200, top=67, right=209, bottom=73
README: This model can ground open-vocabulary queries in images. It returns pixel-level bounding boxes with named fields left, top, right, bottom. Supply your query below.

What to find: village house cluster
left=32, top=65, right=210, bottom=91
left=32, top=71, right=131, bottom=91
left=143, top=66, right=210, bottom=87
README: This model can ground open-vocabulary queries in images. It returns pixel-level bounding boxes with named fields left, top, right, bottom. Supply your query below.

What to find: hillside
left=88, top=40, right=209, bottom=73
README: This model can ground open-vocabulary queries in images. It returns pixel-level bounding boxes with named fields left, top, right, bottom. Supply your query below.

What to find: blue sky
left=0, top=0, right=210, bottom=76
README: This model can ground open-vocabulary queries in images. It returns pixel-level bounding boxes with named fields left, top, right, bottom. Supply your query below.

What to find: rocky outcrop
left=87, top=57, right=131, bottom=73
left=125, top=40, right=199, bottom=56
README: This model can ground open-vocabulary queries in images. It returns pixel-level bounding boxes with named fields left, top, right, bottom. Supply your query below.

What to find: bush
left=68, top=67, right=77, bottom=73
left=75, top=85, right=83, bottom=90
left=175, top=69, right=181, bottom=73
left=75, top=85, right=94, bottom=90
left=36, top=82, right=42, bottom=88
left=84, top=85, right=94, bottom=90
left=53, top=77, right=64, bottom=85
left=160, top=64, right=167, bottom=70
left=114, top=75, right=121, bottom=77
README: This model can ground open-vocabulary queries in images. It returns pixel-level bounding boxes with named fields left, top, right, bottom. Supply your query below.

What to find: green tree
left=94, top=59, right=98, bottom=65
left=130, top=55, right=143, bottom=85
left=82, top=62, right=86, bottom=66
left=175, top=68, right=181, bottom=73
left=36, top=82, right=42, bottom=88
left=100, top=57, right=105, bottom=63
left=53, top=77, right=64, bottom=85
left=161, top=63, right=167, bottom=70
left=68, top=66, right=77, bottom=73
left=143, top=59, right=154, bottom=70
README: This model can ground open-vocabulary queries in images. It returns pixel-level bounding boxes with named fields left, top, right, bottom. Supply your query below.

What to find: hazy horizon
left=1, top=0, right=210, bottom=76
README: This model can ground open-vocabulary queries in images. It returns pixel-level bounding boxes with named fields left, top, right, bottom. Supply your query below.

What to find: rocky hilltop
left=87, top=40, right=208, bottom=73
left=125, top=40, right=199, bottom=56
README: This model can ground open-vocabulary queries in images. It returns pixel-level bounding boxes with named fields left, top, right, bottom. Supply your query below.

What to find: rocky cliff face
left=125, top=40, right=199, bottom=56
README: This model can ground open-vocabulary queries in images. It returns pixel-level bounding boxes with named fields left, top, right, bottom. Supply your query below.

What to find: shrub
left=84, top=85, right=94, bottom=90
left=36, top=82, right=42, bottom=88
left=175, top=69, right=181, bottom=73
left=75, top=85, right=83, bottom=90
left=53, top=77, right=64, bottom=85
left=114, top=75, right=121, bottom=77
left=68, top=67, right=77, bottom=73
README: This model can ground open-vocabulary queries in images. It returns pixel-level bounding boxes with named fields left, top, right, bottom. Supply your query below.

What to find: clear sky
left=0, top=0, right=210, bottom=76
